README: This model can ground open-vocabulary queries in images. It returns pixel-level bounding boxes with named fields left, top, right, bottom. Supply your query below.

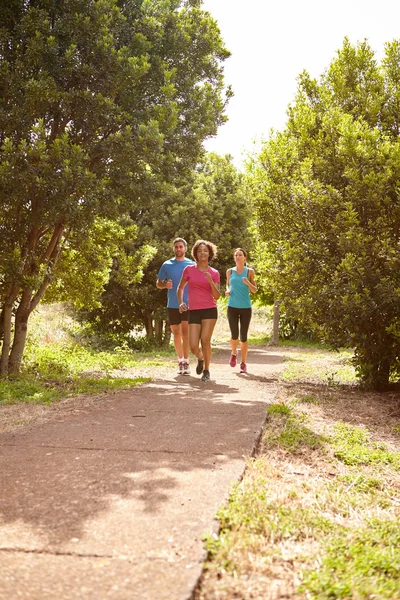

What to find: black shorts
left=168, top=308, right=189, bottom=326
left=188, top=307, right=218, bottom=324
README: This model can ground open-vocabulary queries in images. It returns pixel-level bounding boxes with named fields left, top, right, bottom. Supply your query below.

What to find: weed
left=0, top=375, right=150, bottom=405
left=267, top=402, right=292, bottom=415
left=264, top=403, right=327, bottom=452
left=332, top=422, right=400, bottom=469
left=297, top=394, right=320, bottom=405
left=301, top=519, right=400, bottom=599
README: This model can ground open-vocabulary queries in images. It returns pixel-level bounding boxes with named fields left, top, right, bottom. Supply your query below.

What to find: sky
left=201, top=0, right=400, bottom=168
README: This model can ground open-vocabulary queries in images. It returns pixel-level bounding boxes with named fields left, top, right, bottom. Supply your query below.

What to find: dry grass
left=194, top=353, right=400, bottom=600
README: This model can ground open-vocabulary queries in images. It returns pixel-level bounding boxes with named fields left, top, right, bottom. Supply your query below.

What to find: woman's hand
left=179, top=302, right=187, bottom=313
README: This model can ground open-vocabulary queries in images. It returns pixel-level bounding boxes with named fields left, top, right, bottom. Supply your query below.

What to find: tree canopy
left=247, top=38, right=400, bottom=390
left=0, top=0, right=231, bottom=373
left=84, top=152, right=252, bottom=341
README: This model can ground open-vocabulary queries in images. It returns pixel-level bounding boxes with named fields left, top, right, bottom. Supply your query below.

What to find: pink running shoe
left=240, top=362, right=247, bottom=374
left=229, top=354, right=237, bottom=368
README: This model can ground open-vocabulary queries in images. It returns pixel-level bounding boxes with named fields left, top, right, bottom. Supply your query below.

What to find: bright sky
left=201, top=0, right=400, bottom=168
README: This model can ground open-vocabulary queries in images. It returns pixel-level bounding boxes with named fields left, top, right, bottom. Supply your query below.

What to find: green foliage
left=0, top=0, right=231, bottom=372
left=0, top=375, right=150, bottom=405
left=301, top=519, right=400, bottom=599
left=247, top=38, right=400, bottom=390
left=265, top=402, right=327, bottom=451
left=332, top=422, right=400, bottom=469
left=84, top=152, right=254, bottom=338
left=201, top=369, right=400, bottom=599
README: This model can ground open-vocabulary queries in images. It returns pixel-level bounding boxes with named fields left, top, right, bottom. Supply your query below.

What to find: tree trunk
left=268, top=300, right=280, bottom=346
left=0, top=303, right=13, bottom=375
left=372, top=357, right=391, bottom=392
left=0, top=285, right=20, bottom=375
left=163, top=321, right=171, bottom=347
left=154, top=318, right=163, bottom=342
left=8, top=289, right=33, bottom=374
left=144, top=311, right=154, bottom=338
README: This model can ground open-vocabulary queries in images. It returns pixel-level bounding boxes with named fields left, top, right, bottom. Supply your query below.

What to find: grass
left=195, top=347, right=400, bottom=600
left=0, top=304, right=172, bottom=406
left=0, top=375, right=151, bottom=405
left=280, top=348, right=357, bottom=386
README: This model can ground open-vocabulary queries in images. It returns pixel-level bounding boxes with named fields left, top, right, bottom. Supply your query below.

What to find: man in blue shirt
left=157, top=238, right=194, bottom=375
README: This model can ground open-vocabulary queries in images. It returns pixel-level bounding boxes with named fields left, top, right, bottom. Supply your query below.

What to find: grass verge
left=195, top=349, right=400, bottom=600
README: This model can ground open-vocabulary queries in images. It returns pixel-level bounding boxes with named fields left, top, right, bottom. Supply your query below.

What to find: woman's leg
left=200, top=319, right=217, bottom=371
left=239, top=308, right=252, bottom=364
left=189, top=323, right=203, bottom=360
left=227, top=307, right=239, bottom=357
left=240, top=340, right=249, bottom=363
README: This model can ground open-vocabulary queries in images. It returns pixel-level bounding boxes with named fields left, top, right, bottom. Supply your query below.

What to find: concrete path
left=0, top=346, right=283, bottom=600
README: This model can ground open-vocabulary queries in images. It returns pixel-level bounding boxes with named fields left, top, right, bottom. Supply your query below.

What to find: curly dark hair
left=191, top=239, right=217, bottom=262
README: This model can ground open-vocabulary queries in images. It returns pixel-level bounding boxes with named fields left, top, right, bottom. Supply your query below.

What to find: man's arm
left=156, top=278, right=172, bottom=290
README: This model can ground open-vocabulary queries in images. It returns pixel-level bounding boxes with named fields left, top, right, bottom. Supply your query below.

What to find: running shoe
left=178, top=361, right=184, bottom=375
left=239, top=362, right=247, bottom=374
left=201, top=369, right=210, bottom=381
left=196, top=359, right=204, bottom=375
left=183, top=361, right=190, bottom=375
left=229, top=354, right=237, bottom=368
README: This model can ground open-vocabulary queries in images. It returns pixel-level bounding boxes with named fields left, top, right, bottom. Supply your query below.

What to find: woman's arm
left=177, top=277, right=188, bottom=311
left=204, top=272, right=220, bottom=300
left=225, top=269, right=231, bottom=296
left=243, top=268, right=257, bottom=293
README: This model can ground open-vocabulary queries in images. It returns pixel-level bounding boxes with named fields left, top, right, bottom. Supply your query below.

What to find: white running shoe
left=183, top=361, right=190, bottom=375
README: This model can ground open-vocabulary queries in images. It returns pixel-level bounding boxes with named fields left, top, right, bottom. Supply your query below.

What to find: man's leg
left=181, top=319, right=189, bottom=360
left=170, top=323, right=183, bottom=358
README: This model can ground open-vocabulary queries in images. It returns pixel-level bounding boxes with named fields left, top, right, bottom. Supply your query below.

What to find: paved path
left=0, top=346, right=284, bottom=600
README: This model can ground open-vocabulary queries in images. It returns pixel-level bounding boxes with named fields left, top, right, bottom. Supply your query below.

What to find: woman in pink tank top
left=177, top=240, right=220, bottom=382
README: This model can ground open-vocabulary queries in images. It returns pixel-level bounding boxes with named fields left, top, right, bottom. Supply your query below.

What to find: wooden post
left=268, top=300, right=279, bottom=346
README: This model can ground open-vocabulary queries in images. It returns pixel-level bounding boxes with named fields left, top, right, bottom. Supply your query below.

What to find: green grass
left=332, top=421, right=400, bottom=469
left=264, top=402, right=328, bottom=452
left=22, top=343, right=167, bottom=379
left=280, top=349, right=357, bottom=385
left=199, top=386, right=400, bottom=599
left=1, top=329, right=166, bottom=405
left=301, top=519, right=400, bottom=599
left=0, top=374, right=151, bottom=405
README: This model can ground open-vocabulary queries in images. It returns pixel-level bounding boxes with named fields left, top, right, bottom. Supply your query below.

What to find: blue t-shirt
left=158, top=257, right=194, bottom=308
left=228, top=267, right=252, bottom=309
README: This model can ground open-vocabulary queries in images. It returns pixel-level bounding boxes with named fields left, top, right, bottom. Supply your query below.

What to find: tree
left=0, top=0, right=231, bottom=373
left=84, top=152, right=253, bottom=341
left=247, top=38, right=400, bottom=390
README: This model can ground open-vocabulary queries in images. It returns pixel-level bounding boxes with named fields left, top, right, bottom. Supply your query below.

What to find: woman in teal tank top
left=225, top=248, right=257, bottom=373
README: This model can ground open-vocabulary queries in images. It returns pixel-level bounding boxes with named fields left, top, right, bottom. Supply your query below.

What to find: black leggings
left=227, top=307, right=252, bottom=343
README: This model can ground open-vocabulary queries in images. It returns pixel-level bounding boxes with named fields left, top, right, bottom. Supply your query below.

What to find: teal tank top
left=228, top=267, right=252, bottom=308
